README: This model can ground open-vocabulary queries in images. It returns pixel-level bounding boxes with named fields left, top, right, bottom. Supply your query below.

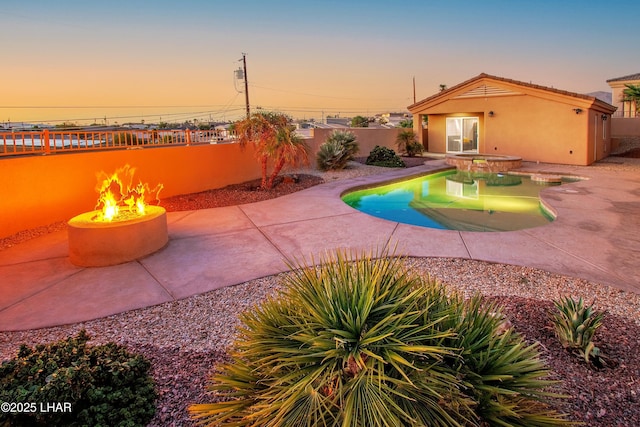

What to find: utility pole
left=241, top=53, right=250, bottom=118
left=413, top=76, right=416, bottom=104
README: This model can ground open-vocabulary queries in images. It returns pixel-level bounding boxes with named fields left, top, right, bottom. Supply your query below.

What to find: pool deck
left=1, top=160, right=639, bottom=331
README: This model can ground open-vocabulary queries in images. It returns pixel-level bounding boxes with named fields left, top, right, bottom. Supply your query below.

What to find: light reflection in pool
left=341, top=170, right=563, bottom=232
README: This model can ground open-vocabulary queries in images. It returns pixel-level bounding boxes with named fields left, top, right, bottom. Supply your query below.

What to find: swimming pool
left=342, top=170, right=566, bottom=232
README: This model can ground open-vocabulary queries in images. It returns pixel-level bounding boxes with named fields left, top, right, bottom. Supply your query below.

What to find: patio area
left=1, top=159, right=639, bottom=332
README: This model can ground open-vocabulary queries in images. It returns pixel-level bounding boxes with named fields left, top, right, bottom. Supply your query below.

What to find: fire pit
left=68, top=165, right=167, bottom=267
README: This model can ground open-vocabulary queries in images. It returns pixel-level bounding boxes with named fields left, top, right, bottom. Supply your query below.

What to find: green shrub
left=190, top=250, right=571, bottom=426
left=0, top=330, right=157, bottom=427
left=551, top=296, right=605, bottom=365
left=397, top=118, right=413, bottom=128
left=316, top=130, right=359, bottom=171
left=396, top=129, right=423, bottom=157
left=350, top=115, right=369, bottom=127
left=365, top=145, right=406, bottom=167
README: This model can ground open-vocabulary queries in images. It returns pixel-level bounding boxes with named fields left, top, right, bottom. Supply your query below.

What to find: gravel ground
left=1, top=156, right=639, bottom=426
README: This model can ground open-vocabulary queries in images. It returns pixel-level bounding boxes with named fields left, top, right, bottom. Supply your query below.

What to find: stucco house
left=607, top=72, right=640, bottom=118
left=408, top=73, right=617, bottom=166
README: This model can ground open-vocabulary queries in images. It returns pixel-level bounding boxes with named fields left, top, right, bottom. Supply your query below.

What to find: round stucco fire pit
left=68, top=205, right=168, bottom=267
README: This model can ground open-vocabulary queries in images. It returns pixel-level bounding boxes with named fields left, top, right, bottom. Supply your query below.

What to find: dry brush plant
left=190, top=249, right=573, bottom=427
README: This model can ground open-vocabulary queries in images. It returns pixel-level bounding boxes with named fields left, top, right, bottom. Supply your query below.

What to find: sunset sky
left=2, top=0, right=639, bottom=125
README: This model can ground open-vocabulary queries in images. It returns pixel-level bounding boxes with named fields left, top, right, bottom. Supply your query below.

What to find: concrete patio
left=1, top=160, right=638, bottom=331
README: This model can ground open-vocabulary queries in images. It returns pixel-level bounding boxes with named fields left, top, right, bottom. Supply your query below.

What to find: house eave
left=408, top=73, right=616, bottom=115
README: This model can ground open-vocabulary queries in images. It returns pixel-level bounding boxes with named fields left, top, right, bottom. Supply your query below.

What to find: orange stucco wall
left=309, top=128, right=404, bottom=157
left=419, top=93, right=611, bottom=165
left=612, top=117, right=640, bottom=136
left=0, top=143, right=261, bottom=239
left=0, top=129, right=405, bottom=239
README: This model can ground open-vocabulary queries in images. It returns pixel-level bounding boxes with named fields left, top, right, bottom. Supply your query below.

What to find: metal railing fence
left=612, top=110, right=639, bottom=118
left=0, top=128, right=236, bottom=157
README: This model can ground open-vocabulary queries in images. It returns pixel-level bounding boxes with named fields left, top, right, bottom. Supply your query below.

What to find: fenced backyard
left=0, top=128, right=233, bottom=157
left=0, top=127, right=404, bottom=238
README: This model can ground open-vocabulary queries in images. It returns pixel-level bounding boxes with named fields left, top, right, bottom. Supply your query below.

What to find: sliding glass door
left=446, top=117, right=478, bottom=153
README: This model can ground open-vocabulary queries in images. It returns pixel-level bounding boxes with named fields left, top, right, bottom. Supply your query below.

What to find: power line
left=248, top=82, right=409, bottom=103
left=5, top=105, right=409, bottom=126
left=0, top=105, right=242, bottom=109
left=6, top=107, right=246, bottom=126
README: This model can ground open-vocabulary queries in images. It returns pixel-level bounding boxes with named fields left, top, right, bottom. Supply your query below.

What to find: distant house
left=408, top=73, right=617, bottom=166
left=607, top=72, right=640, bottom=118
left=378, top=112, right=410, bottom=127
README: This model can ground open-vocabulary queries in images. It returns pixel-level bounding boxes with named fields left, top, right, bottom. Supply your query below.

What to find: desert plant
left=365, top=145, right=406, bottom=168
left=622, top=83, right=640, bottom=116
left=396, top=129, right=423, bottom=157
left=0, top=330, right=157, bottom=427
left=442, top=297, right=571, bottom=426
left=316, top=139, right=348, bottom=171
left=328, top=129, right=358, bottom=156
left=190, top=249, right=571, bottom=426
left=316, top=130, right=359, bottom=171
left=551, top=296, right=605, bottom=365
left=234, top=111, right=309, bottom=189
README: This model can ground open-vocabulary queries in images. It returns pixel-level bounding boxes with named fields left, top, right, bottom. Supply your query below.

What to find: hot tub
left=445, top=154, right=522, bottom=172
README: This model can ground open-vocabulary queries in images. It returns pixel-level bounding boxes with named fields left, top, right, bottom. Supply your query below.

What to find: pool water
left=342, top=170, right=563, bottom=232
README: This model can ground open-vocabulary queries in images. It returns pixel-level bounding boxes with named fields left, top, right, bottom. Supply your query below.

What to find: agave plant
left=190, top=249, right=572, bottom=426
left=316, top=130, right=359, bottom=171
left=316, top=139, right=348, bottom=171
left=551, top=296, right=604, bottom=364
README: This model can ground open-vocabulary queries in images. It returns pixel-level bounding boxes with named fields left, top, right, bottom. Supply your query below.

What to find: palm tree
left=622, top=84, right=640, bottom=117
left=262, top=123, right=309, bottom=189
left=396, top=129, right=423, bottom=156
left=234, top=111, right=309, bottom=189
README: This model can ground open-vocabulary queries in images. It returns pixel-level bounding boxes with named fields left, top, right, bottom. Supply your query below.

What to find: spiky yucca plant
left=316, top=130, right=359, bottom=171
left=443, top=297, right=571, bottom=426
left=190, top=250, right=572, bottom=427
left=551, top=296, right=604, bottom=364
left=327, top=129, right=358, bottom=156
left=316, top=139, right=348, bottom=171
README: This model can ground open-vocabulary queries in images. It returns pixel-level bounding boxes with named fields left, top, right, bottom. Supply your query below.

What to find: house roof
left=408, top=73, right=616, bottom=113
left=606, top=73, right=640, bottom=83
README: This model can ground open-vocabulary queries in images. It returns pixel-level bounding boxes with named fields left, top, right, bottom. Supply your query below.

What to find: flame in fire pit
left=94, top=165, right=163, bottom=222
